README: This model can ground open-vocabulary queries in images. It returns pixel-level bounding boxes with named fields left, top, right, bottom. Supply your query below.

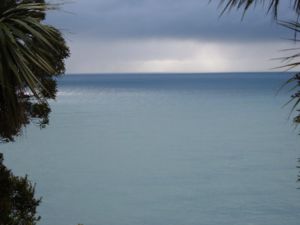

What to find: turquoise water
left=2, top=73, right=300, bottom=225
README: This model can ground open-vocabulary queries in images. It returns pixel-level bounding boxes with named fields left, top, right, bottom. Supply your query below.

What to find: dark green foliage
left=0, top=153, right=41, bottom=225
left=0, top=0, right=70, bottom=142
left=0, top=1, right=69, bottom=224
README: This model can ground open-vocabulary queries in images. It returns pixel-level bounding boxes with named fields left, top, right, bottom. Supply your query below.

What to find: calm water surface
left=2, top=73, right=300, bottom=225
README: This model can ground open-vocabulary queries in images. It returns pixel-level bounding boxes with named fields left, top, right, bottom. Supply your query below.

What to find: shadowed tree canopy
left=0, top=0, right=69, bottom=142
left=0, top=153, right=41, bottom=225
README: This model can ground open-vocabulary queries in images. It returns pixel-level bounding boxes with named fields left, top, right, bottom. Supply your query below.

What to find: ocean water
left=2, top=73, right=300, bottom=225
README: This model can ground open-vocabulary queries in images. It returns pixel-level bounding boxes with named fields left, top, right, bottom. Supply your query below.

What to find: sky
left=47, top=0, right=297, bottom=73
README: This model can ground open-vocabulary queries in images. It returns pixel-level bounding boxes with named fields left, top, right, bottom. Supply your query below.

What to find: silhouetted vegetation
left=220, top=0, right=300, bottom=124
left=0, top=1, right=70, bottom=224
left=220, top=0, right=300, bottom=185
left=298, top=158, right=300, bottom=182
left=0, top=0, right=69, bottom=142
left=219, top=0, right=300, bottom=18
left=0, top=153, right=41, bottom=225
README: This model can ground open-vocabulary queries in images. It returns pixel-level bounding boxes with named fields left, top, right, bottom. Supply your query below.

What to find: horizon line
left=64, top=71, right=296, bottom=75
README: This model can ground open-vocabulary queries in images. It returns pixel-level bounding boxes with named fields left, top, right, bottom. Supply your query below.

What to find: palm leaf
left=0, top=2, right=63, bottom=99
left=0, top=1, right=69, bottom=141
left=219, top=0, right=300, bottom=18
left=220, top=1, right=300, bottom=124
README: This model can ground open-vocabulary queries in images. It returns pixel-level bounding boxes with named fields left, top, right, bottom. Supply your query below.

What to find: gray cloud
left=45, top=0, right=297, bottom=73
left=65, top=38, right=292, bottom=73
left=47, top=0, right=293, bottom=42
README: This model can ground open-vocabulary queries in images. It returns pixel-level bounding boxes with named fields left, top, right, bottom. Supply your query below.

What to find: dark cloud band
left=47, top=0, right=292, bottom=42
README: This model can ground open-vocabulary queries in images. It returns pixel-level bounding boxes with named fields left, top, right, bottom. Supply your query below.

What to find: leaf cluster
left=0, top=0, right=69, bottom=142
left=0, top=153, right=41, bottom=225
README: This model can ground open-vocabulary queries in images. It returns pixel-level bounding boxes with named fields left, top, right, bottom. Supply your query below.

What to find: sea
left=2, top=73, right=300, bottom=225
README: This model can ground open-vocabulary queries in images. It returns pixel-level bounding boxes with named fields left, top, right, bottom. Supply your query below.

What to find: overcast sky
left=46, top=0, right=296, bottom=73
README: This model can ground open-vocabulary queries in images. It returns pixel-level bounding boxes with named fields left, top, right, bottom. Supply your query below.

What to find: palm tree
left=0, top=0, right=69, bottom=142
left=219, top=0, right=300, bottom=124
left=0, top=3, right=70, bottom=224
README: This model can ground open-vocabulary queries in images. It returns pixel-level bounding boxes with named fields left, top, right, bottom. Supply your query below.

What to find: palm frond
left=220, top=0, right=300, bottom=18
left=0, top=2, right=60, bottom=100
left=0, top=1, right=69, bottom=141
